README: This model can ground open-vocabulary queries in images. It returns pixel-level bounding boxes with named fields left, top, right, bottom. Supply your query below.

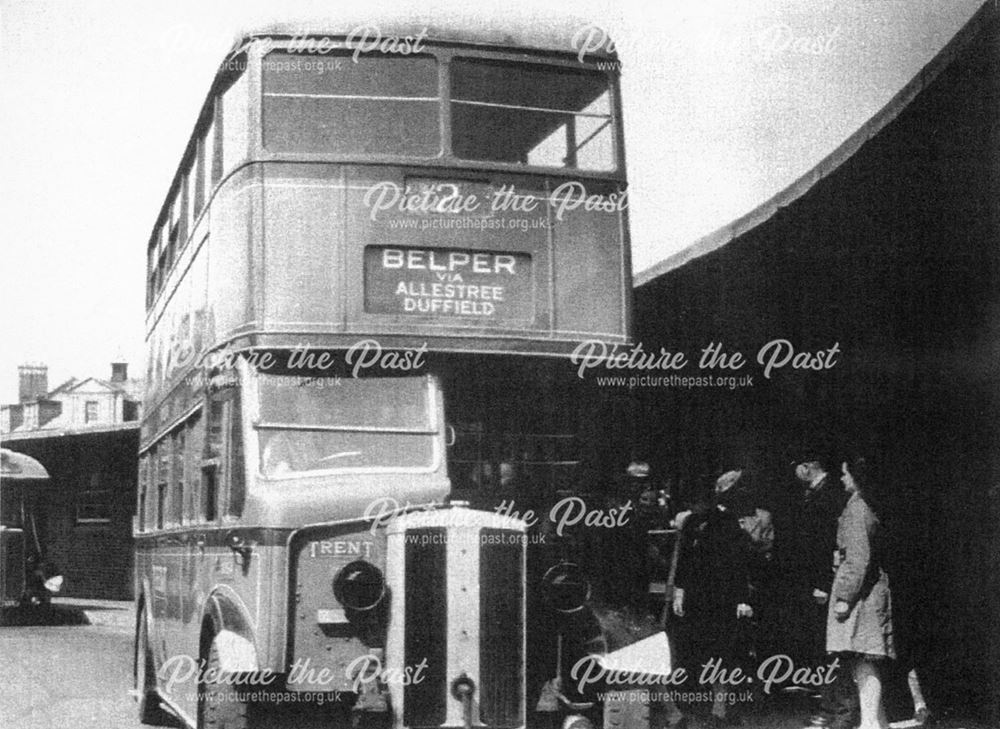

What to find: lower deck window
left=255, top=374, right=437, bottom=477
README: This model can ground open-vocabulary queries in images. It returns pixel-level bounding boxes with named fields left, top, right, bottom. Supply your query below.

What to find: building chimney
left=18, top=363, right=48, bottom=403
left=111, top=362, right=128, bottom=383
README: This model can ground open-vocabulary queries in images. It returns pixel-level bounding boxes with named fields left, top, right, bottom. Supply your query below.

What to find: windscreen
left=255, top=375, right=437, bottom=476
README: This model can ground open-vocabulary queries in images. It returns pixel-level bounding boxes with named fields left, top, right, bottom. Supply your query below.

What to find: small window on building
left=77, top=473, right=112, bottom=525
left=206, top=396, right=225, bottom=460
left=84, top=400, right=99, bottom=424
left=186, top=411, right=204, bottom=523
left=171, top=428, right=186, bottom=525
left=144, top=447, right=158, bottom=529
left=77, top=490, right=113, bottom=525
left=157, top=441, right=171, bottom=530
left=137, top=456, right=148, bottom=532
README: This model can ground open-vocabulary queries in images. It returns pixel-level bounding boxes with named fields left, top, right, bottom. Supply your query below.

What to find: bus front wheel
left=198, top=634, right=253, bottom=729
left=135, top=608, right=172, bottom=725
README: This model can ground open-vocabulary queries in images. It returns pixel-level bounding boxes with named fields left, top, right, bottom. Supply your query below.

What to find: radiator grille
left=404, top=527, right=447, bottom=727
left=479, top=529, right=524, bottom=728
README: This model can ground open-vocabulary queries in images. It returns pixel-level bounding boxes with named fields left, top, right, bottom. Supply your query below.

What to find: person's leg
left=854, top=658, right=888, bottom=729
left=812, top=601, right=837, bottom=726
left=908, top=668, right=929, bottom=723
left=823, top=652, right=859, bottom=729
left=711, top=678, right=727, bottom=720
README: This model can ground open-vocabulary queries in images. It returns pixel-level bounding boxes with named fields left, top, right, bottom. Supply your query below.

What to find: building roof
left=1, top=421, right=141, bottom=442
left=635, top=0, right=995, bottom=288
left=64, top=376, right=144, bottom=398
left=47, top=378, right=78, bottom=397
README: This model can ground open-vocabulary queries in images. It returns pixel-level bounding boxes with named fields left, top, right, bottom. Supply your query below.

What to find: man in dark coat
left=784, top=455, right=856, bottom=729
left=673, top=471, right=755, bottom=724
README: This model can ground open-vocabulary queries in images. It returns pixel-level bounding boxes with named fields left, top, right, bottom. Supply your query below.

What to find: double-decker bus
left=135, top=20, right=633, bottom=729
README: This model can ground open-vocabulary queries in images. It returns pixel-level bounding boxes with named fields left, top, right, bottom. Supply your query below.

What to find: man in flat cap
left=785, top=454, right=856, bottom=729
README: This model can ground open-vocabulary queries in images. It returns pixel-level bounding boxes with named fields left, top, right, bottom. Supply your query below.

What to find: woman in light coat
left=827, top=457, right=895, bottom=729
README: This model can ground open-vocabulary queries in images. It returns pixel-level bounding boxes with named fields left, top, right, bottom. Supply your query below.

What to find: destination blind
left=363, top=246, right=534, bottom=320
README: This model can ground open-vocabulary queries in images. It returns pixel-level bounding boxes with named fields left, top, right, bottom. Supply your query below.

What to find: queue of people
left=622, top=453, right=925, bottom=729
left=458, top=448, right=928, bottom=729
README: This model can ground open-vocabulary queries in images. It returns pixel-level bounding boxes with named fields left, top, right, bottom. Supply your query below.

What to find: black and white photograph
left=0, top=1, right=997, bottom=728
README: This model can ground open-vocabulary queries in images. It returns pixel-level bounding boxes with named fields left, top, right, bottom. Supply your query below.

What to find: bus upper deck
left=143, top=24, right=631, bottom=418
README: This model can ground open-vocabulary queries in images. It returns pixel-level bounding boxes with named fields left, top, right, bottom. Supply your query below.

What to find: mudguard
left=204, top=587, right=260, bottom=673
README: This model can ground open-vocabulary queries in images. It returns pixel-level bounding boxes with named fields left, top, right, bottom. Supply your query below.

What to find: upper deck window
left=221, top=68, right=250, bottom=174
left=262, top=51, right=440, bottom=156
left=451, top=59, right=614, bottom=171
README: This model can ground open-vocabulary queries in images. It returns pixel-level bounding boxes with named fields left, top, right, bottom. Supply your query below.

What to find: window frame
left=448, top=56, right=615, bottom=171
left=249, top=371, right=443, bottom=480
left=261, top=49, right=443, bottom=159
left=252, top=40, right=624, bottom=178
left=143, top=41, right=624, bottom=315
left=84, top=400, right=100, bottom=424
left=170, top=425, right=186, bottom=526
left=76, top=486, right=113, bottom=526
left=137, top=455, right=148, bottom=532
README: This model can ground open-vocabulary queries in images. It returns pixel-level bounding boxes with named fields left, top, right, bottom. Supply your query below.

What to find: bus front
left=249, top=30, right=629, bottom=726
left=155, top=24, right=630, bottom=729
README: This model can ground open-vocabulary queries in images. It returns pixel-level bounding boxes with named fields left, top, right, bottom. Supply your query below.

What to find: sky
left=0, top=0, right=985, bottom=403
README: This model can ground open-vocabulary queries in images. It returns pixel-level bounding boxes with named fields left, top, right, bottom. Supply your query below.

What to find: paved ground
left=0, top=617, right=145, bottom=729
left=0, top=600, right=995, bottom=729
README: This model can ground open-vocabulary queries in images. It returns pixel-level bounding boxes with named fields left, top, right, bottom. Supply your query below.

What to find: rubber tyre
left=198, top=636, right=251, bottom=729
left=136, top=609, right=172, bottom=725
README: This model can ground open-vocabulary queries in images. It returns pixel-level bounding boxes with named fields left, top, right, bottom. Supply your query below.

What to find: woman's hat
left=626, top=461, right=651, bottom=478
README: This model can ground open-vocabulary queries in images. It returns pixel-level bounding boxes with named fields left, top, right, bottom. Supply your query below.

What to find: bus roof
left=146, top=16, right=619, bottom=256
left=236, top=16, right=619, bottom=60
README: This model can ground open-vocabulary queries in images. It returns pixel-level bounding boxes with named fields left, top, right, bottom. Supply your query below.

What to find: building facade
left=633, top=3, right=998, bottom=719
left=1, top=363, right=142, bottom=600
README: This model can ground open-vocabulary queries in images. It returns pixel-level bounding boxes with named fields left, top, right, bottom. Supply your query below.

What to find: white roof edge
left=235, top=14, right=617, bottom=59
left=1, top=421, right=141, bottom=442
left=634, top=0, right=995, bottom=288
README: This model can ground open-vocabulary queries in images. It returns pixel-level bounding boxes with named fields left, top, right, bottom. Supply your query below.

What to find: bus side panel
left=260, top=164, right=347, bottom=330
left=253, top=541, right=288, bottom=672
left=553, top=199, right=629, bottom=340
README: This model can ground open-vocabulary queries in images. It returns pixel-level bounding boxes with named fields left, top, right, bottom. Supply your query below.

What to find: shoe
left=913, top=707, right=931, bottom=726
